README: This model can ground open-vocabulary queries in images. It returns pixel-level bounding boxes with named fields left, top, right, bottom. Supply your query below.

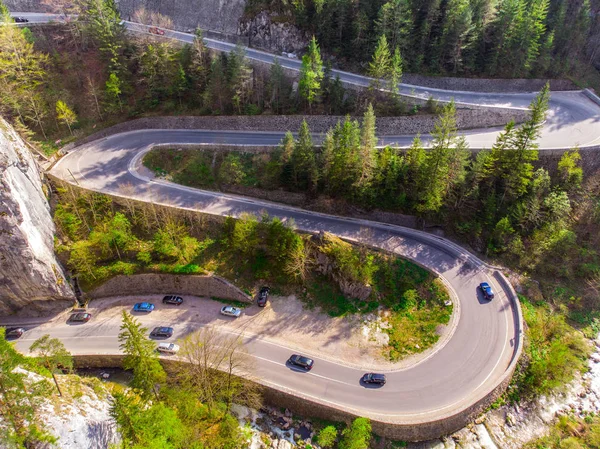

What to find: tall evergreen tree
left=388, top=47, right=403, bottom=98
left=82, top=0, right=126, bottom=73
left=375, top=0, right=413, bottom=56
left=290, top=120, right=319, bottom=191
left=438, top=0, right=474, bottom=73
left=368, top=35, right=392, bottom=89
left=118, top=311, right=166, bottom=400
left=298, top=36, right=324, bottom=111
left=355, top=104, right=377, bottom=195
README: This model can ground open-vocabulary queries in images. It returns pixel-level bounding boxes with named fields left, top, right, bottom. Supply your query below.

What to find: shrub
left=317, top=426, right=338, bottom=448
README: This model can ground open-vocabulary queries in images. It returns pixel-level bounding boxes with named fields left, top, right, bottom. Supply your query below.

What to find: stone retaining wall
left=73, top=110, right=528, bottom=149
left=87, top=273, right=252, bottom=303
left=401, top=74, right=576, bottom=93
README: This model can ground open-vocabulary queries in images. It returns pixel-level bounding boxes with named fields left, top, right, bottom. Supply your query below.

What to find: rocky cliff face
left=4, top=0, right=247, bottom=35
left=238, top=11, right=308, bottom=54
left=0, top=118, right=74, bottom=315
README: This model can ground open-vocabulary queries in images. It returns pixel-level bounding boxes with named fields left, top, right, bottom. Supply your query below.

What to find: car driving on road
left=479, top=282, right=495, bottom=300
left=148, top=26, right=165, bottom=35
left=69, top=312, right=92, bottom=323
left=157, top=342, right=179, bottom=354
left=133, top=302, right=155, bottom=312
left=257, top=286, right=270, bottom=307
left=288, top=354, right=314, bottom=371
left=361, top=373, right=386, bottom=386
left=162, top=295, right=183, bottom=305
left=14, top=17, right=29, bottom=23
left=220, top=306, right=241, bottom=317
left=4, top=327, right=25, bottom=339
left=150, top=327, right=173, bottom=338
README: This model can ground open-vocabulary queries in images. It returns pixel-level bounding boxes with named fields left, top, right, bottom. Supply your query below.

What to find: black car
left=5, top=327, right=25, bottom=339
left=288, top=354, right=314, bottom=371
left=150, top=326, right=174, bottom=338
left=257, top=286, right=270, bottom=307
left=69, top=312, right=92, bottom=323
left=14, top=17, right=29, bottom=23
left=362, top=373, right=386, bottom=385
left=162, top=295, right=183, bottom=305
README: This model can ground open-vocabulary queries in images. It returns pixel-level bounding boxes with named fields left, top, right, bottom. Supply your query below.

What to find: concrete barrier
left=87, top=273, right=252, bottom=303
left=584, top=89, right=600, bottom=108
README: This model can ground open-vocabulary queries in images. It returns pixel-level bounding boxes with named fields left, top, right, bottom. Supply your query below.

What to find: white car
left=220, top=305, right=241, bottom=318
left=157, top=342, right=179, bottom=354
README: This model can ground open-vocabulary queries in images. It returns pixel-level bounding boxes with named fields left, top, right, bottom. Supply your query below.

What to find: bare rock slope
left=0, top=118, right=73, bottom=315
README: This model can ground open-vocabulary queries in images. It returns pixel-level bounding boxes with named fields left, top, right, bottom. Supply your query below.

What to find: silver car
left=220, top=305, right=241, bottom=317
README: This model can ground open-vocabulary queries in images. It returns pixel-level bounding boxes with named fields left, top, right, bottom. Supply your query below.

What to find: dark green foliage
left=247, top=0, right=597, bottom=80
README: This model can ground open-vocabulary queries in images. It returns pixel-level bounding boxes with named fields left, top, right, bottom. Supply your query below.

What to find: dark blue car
left=133, top=302, right=155, bottom=313
left=479, top=282, right=495, bottom=300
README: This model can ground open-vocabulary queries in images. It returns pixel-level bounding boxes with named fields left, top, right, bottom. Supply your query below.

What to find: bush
left=317, top=425, right=338, bottom=448
left=339, top=418, right=371, bottom=449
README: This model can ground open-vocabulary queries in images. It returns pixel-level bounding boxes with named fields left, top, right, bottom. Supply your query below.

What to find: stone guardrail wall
left=584, top=88, right=600, bottom=107
left=87, top=273, right=252, bottom=303
left=73, top=267, right=523, bottom=441
left=71, top=110, right=528, bottom=150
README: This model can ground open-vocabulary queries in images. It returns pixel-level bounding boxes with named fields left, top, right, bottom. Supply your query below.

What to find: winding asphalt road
left=4, top=10, right=600, bottom=427
left=28, top=129, right=520, bottom=425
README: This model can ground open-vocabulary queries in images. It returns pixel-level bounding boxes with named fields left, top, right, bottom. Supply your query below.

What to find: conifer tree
left=299, top=36, right=324, bottom=111
left=118, top=311, right=166, bottom=400
left=368, top=35, right=391, bottom=89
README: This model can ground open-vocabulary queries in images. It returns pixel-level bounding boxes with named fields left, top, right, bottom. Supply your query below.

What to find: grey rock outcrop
left=239, top=11, right=308, bottom=53
left=0, top=118, right=74, bottom=315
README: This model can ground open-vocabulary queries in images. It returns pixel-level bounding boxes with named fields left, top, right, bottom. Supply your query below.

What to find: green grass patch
left=210, top=297, right=250, bottom=308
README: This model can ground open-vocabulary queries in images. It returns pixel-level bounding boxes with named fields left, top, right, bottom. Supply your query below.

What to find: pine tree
left=418, top=101, right=468, bottom=213
left=375, top=0, right=413, bottom=55
left=104, top=71, right=123, bottom=111
left=188, top=29, right=210, bottom=101
left=269, top=58, right=289, bottom=113
left=438, top=0, right=473, bottom=73
left=496, top=84, right=550, bottom=201
left=82, top=0, right=126, bottom=73
left=290, top=120, right=318, bottom=191
left=172, top=63, right=188, bottom=107
left=118, top=311, right=166, bottom=400
left=298, top=36, right=324, bottom=111
left=55, top=100, right=77, bottom=135
left=355, top=104, right=377, bottom=195
left=368, top=35, right=391, bottom=89
left=29, top=335, right=73, bottom=397
left=388, top=47, right=403, bottom=98
left=229, top=45, right=253, bottom=114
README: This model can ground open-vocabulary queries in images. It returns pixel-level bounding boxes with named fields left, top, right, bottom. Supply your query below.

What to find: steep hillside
left=4, top=0, right=247, bottom=34
left=0, top=118, right=74, bottom=314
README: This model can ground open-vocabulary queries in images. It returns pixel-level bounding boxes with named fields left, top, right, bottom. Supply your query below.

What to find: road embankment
left=87, top=274, right=252, bottom=303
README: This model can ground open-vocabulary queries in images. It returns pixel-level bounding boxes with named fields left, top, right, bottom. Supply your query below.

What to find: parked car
left=69, top=312, right=92, bottom=323
left=479, top=282, right=495, bottom=300
left=361, top=373, right=386, bottom=386
left=257, top=286, right=270, bottom=307
left=4, top=327, right=25, bottom=339
left=288, top=354, right=314, bottom=371
left=150, top=327, right=174, bottom=338
left=162, top=295, right=183, bottom=305
left=133, top=302, right=155, bottom=313
left=148, top=26, right=165, bottom=35
left=220, top=306, right=241, bottom=317
left=14, top=17, right=29, bottom=23
left=157, top=342, right=180, bottom=354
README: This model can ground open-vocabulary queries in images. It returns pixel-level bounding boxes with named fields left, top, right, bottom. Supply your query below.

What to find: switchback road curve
left=42, top=129, right=523, bottom=438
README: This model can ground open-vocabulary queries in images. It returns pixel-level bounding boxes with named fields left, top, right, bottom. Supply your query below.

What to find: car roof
left=370, top=373, right=386, bottom=379
left=158, top=342, right=175, bottom=348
